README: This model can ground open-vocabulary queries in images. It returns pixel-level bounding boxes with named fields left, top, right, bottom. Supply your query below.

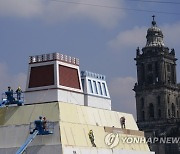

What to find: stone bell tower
left=134, top=16, right=180, bottom=154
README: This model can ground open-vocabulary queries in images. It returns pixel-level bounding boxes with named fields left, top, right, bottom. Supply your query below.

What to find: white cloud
left=108, top=22, right=180, bottom=51
left=108, top=26, right=147, bottom=50
left=0, top=63, right=26, bottom=95
left=109, top=77, right=136, bottom=117
left=162, top=22, right=180, bottom=48
left=0, top=0, right=43, bottom=17
left=0, top=0, right=125, bottom=28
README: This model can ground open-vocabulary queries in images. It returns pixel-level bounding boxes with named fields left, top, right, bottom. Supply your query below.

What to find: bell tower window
left=167, top=64, right=170, bottom=72
left=168, top=109, right=170, bottom=118
left=142, top=111, right=145, bottom=121
left=147, top=75, right=153, bottom=84
left=149, top=103, right=154, bottom=118
left=177, top=111, right=179, bottom=118
left=158, top=109, right=161, bottom=118
left=176, top=97, right=178, bottom=107
left=157, top=96, right=161, bottom=106
left=167, top=76, right=171, bottom=84
left=148, top=64, right=153, bottom=72
left=141, top=98, right=144, bottom=109
left=141, top=63, right=145, bottom=82
left=172, top=103, right=175, bottom=118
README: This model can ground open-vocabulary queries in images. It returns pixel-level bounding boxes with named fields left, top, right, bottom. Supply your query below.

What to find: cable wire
left=49, top=0, right=180, bottom=15
left=127, top=0, right=180, bottom=5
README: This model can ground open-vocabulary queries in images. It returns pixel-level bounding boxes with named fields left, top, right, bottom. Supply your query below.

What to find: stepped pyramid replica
left=0, top=53, right=154, bottom=154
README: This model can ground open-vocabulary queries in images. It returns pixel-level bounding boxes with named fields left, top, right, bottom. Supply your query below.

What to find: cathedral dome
left=145, top=17, right=165, bottom=47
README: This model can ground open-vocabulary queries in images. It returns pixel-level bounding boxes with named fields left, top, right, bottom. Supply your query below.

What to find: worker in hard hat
left=43, top=117, right=47, bottom=131
left=6, top=86, right=14, bottom=103
left=120, top=116, right=126, bottom=129
left=88, top=130, right=96, bottom=147
left=16, top=87, right=22, bottom=100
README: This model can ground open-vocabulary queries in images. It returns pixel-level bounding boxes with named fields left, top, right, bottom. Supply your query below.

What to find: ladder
left=16, top=130, right=39, bottom=154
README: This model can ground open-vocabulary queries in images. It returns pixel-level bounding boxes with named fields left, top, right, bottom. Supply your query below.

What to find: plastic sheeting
left=0, top=102, right=59, bottom=126
left=59, top=102, right=138, bottom=130
left=60, top=122, right=150, bottom=151
left=0, top=102, right=151, bottom=153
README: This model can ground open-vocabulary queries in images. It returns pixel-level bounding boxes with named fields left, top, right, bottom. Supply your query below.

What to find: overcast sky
left=0, top=0, right=180, bottom=118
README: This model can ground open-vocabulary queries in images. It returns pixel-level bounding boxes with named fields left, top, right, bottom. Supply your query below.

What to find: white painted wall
left=25, top=89, right=58, bottom=104
left=82, top=76, right=110, bottom=98
left=25, top=89, right=84, bottom=105
left=81, top=71, right=112, bottom=110
left=57, top=89, right=84, bottom=105
left=84, top=95, right=111, bottom=110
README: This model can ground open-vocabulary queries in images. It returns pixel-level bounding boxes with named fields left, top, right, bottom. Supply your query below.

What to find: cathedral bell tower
left=134, top=16, right=180, bottom=154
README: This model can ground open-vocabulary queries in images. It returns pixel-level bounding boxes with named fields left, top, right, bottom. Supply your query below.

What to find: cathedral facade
left=134, top=17, right=180, bottom=154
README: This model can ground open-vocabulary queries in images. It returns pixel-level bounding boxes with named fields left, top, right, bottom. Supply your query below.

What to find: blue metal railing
left=0, top=92, right=24, bottom=107
left=2, top=92, right=24, bottom=101
left=29, top=121, right=54, bottom=135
